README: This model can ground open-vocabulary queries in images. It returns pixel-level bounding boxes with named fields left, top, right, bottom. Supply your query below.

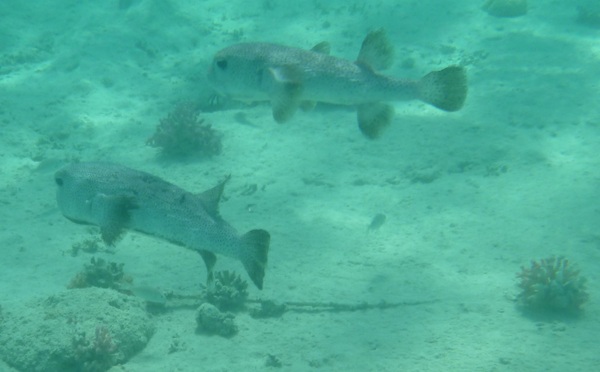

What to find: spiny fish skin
left=208, top=42, right=417, bottom=105
left=54, top=162, right=269, bottom=289
left=207, top=29, right=467, bottom=138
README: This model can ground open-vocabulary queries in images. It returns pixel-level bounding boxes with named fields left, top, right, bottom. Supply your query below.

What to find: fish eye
left=216, top=58, right=228, bottom=70
left=55, top=177, right=63, bottom=186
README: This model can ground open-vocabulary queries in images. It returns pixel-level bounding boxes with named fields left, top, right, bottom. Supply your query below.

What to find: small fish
left=128, top=285, right=167, bottom=305
left=54, top=162, right=270, bottom=289
left=118, top=282, right=167, bottom=305
left=207, top=29, right=467, bottom=139
left=368, top=213, right=387, bottom=231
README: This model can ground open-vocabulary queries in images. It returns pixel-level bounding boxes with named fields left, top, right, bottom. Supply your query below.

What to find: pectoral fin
left=268, top=66, right=304, bottom=123
left=91, top=194, right=137, bottom=245
left=356, top=103, right=394, bottom=139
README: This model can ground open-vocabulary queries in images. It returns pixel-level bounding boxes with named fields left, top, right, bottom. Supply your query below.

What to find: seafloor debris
left=249, top=300, right=287, bottom=319
left=482, top=0, right=527, bottom=18
left=265, top=354, right=283, bottom=368
left=147, top=102, right=222, bottom=158
left=195, top=303, right=238, bottom=338
left=206, top=270, right=249, bottom=311
left=517, top=256, right=589, bottom=315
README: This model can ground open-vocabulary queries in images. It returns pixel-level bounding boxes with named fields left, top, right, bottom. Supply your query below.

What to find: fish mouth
left=206, top=64, right=215, bottom=82
left=206, top=64, right=221, bottom=91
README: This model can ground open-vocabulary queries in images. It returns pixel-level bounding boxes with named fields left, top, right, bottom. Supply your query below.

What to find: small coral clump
left=68, top=257, right=132, bottom=290
left=206, top=270, right=249, bottom=311
left=73, top=325, right=117, bottom=372
left=147, top=102, right=222, bottom=158
left=517, top=256, right=589, bottom=315
left=67, top=237, right=104, bottom=257
left=195, top=303, right=238, bottom=338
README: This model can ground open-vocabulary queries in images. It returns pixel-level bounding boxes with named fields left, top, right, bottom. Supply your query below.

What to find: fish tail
left=240, top=229, right=270, bottom=289
left=418, top=66, right=467, bottom=112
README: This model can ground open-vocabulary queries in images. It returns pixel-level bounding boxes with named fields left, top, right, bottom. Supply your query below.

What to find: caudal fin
left=418, top=66, right=467, bottom=112
left=241, top=229, right=270, bottom=289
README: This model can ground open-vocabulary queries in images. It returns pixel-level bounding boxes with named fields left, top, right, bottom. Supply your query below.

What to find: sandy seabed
left=1, top=1, right=599, bottom=371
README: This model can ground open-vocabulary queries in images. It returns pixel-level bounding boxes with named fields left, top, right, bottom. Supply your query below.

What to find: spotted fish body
left=209, top=43, right=418, bottom=105
left=54, top=162, right=269, bottom=289
left=207, top=29, right=468, bottom=138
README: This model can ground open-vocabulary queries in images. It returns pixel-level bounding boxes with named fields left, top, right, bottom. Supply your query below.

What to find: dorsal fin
left=198, top=175, right=231, bottom=217
left=310, top=41, right=331, bottom=55
left=356, top=28, right=394, bottom=71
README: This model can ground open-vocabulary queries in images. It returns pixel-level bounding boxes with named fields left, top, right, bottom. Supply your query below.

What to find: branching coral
left=72, top=325, right=117, bottom=372
left=517, top=256, right=589, bottom=315
left=147, top=102, right=222, bottom=158
left=206, top=270, right=248, bottom=311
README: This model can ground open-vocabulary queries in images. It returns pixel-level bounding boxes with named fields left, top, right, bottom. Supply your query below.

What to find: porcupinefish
left=54, top=162, right=270, bottom=289
left=207, top=29, right=467, bottom=139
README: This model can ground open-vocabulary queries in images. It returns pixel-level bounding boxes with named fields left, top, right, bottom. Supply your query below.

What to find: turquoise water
left=0, top=1, right=599, bottom=371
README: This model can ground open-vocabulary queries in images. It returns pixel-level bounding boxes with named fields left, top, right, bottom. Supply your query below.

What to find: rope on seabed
left=247, top=298, right=439, bottom=316
left=163, top=292, right=439, bottom=316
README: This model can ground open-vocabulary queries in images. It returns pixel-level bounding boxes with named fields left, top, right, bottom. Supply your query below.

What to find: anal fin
left=356, top=103, right=394, bottom=139
left=198, top=250, right=217, bottom=288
